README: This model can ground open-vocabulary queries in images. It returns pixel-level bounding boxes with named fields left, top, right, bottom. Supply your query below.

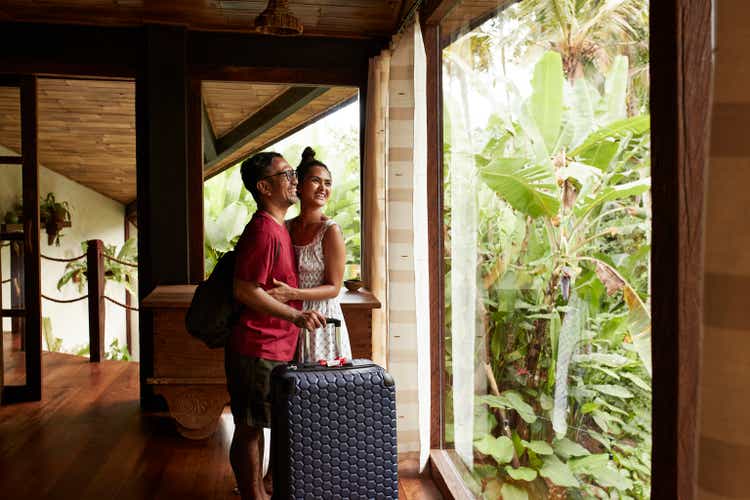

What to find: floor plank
left=0, top=352, right=442, bottom=499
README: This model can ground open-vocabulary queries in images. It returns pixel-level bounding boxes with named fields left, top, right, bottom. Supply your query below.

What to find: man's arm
left=234, top=278, right=325, bottom=330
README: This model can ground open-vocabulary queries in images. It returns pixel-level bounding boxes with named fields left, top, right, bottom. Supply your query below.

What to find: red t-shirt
left=231, top=210, right=302, bottom=361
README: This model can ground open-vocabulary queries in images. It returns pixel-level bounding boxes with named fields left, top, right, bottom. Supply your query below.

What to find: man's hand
left=267, top=278, right=297, bottom=304
left=292, top=310, right=326, bottom=331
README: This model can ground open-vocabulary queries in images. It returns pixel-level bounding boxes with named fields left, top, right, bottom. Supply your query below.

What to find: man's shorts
left=225, top=348, right=285, bottom=429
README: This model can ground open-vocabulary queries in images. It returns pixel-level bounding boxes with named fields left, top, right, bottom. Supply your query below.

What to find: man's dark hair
left=241, top=152, right=283, bottom=204
left=296, top=146, right=330, bottom=186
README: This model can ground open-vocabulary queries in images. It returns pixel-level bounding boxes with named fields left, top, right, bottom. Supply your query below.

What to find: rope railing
left=41, top=253, right=86, bottom=263
left=1, top=278, right=9, bottom=284
left=104, top=295, right=139, bottom=312
left=42, top=293, right=89, bottom=304
left=103, top=254, right=138, bottom=268
left=7, top=239, right=138, bottom=363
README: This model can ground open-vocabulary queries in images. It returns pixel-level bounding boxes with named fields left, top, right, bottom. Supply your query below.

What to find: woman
left=267, top=146, right=352, bottom=361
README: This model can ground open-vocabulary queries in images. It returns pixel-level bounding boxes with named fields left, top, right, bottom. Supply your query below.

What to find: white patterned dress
left=291, top=218, right=352, bottom=361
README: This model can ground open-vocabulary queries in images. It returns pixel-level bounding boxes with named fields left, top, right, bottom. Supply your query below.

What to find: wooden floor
left=0, top=352, right=442, bottom=499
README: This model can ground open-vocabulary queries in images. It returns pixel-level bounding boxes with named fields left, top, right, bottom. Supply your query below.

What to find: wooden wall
left=699, top=1, right=750, bottom=498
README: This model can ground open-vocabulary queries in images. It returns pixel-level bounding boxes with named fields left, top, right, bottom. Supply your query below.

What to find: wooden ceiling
left=0, top=79, right=357, bottom=205
left=202, top=81, right=358, bottom=177
left=0, top=79, right=136, bottom=204
left=0, top=0, right=417, bottom=39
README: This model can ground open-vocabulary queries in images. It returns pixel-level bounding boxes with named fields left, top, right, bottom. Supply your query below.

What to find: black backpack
left=185, top=250, right=240, bottom=348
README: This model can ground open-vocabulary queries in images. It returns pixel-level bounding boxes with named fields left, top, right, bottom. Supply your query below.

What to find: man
left=227, top=151, right=326, bottom=500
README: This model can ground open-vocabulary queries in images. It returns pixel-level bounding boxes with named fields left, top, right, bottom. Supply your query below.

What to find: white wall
left=0, top=146, right=135, bottom=360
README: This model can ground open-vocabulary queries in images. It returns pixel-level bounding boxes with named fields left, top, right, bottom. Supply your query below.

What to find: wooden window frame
left=424, top=1, right=712, bottom=498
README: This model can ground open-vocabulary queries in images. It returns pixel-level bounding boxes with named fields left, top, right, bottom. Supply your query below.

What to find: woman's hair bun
left=301, top=146, right=316, bottom=161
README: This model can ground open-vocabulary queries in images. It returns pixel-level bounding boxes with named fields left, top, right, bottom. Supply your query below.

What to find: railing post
left=87, top=239, right=105, bottom=362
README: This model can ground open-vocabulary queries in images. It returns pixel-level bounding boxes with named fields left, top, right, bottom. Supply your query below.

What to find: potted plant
left=39, top=192, right=72, bottom=246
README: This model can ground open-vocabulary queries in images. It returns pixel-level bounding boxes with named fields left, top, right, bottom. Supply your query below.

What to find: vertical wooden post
left=10, top=241, right=24, bottom=350
left=21, top=75, right=41, bottom=402
left=136, top=24, right=190, bottom=409
left=123, top=216, right=131, bottom=353
left=87, top=239, right=105, bottom=362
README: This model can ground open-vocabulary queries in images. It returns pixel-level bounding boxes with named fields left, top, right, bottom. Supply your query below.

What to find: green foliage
left=106, top=338, right=131, bottom=361
left=40, top=192, right=72, bottom=246
left=41, top=316, right=63, bottom=352
left=445, top=7, right=652, bottom=495
left=56, top=238, right=138, bottom=295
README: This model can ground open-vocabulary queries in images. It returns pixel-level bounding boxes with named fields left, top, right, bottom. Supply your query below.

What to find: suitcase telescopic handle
left=296, top=317, right=347, bottom=367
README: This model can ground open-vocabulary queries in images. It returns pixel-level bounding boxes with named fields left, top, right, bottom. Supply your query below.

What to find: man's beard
left=285, top=194, right=298, bottom=206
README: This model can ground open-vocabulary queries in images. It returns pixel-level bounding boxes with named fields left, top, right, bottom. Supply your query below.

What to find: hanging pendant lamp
left=253, top=0, right=303, bottom=36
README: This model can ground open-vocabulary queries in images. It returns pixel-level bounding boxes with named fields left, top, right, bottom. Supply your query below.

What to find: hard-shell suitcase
left=270, top=319, right=398, bottom=499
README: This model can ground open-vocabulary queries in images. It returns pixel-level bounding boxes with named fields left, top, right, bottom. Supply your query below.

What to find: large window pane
left=442, top=1, right=652, bottom=498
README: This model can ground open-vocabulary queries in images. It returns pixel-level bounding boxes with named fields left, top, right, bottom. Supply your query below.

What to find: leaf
left=553, top=438, right=591, bottom=460
left=591, top=384, right=634, bottom=399
left=474, top=435, right=515, bottom=464
left=481, top=159, right=560, bottom=218
left=502, top=391, right=538, bottom=424
left=553, top=292, right=586, bottom=437
left=624, top=286, right=652, bottom=376
left=569, top=454, right=633, bottom=491
left=604, top=56, right=629, bottom=123
left=569, top=115, right=650, bottom=159
left=505, top=466, right=538, bottom=482
left=501, top=483, right=530, bottom=500
left=205, top=202, right=248, bottom=252
left=595, top=261, right=625, bottom=295
left=530, top=51, right=564, bottom=153
left=575, top=178, right=650, bottom=218
left=570, top=77, right=601, bottom=148
left=539, top=392, right=554, bottom=411
left=620, top=371, right=651, bottom=391
left=540, top=455, right=580, bottom=488
left=572, top=352, right=631, bottom=367
left=522, top=440, right=553, bottom=455
left=568, top=454, right=610, bottom=474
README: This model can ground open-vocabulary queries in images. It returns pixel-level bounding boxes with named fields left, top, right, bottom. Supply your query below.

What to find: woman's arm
left=267, top=223, right=346, bottom=303
left=233, top=278, right=325, bottom=330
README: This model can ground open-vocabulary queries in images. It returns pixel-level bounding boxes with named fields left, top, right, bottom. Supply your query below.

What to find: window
left=439, top=1, right=652, bottom=497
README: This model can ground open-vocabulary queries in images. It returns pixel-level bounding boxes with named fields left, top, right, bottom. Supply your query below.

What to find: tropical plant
left=40, top=192, right=72, bottom=246
left=444, top=49, right=652, bottom=498
left=41, top=316, right=63, bottom=352
left=106, top=338, right=131, bottom=361
left=57, top=237, right=138, bottom=295
left=513, top=0, right=650, bottom=112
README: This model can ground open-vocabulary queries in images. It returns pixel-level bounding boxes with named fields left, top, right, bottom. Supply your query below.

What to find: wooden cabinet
left=142, top=285, right=380, bottom=439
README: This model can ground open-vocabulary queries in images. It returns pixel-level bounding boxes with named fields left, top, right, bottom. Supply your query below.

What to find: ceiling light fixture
left=253, top=0, right=303, bottom=36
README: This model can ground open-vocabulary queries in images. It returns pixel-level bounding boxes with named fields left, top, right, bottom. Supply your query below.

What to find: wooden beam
left=188, top=78, right=205, bottom=283
left=423, top=22, right=445, bottom=451
left=188, top=31, right=382, bottom=77
left=205, top=86, right=329, bottom=174
left=420, top=0, right=461, bottom=25
left=0, top=75, right=21, bottom=87
left=11, top=75, right=41, bottom=403
left=136, top=24, right=190, bottom=410
left=0, top=23, right=141, bottom=78
left=202, top=98, right=217, bottom=164
left=125, top=200, right=137, bottom=222
left=650, top=0, right=712, bottom=498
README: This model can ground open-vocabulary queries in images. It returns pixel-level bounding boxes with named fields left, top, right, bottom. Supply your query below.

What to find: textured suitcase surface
left=271, top=360, right=398, bottom=500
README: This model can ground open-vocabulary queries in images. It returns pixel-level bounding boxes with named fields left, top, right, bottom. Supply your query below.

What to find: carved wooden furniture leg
left=152, top=382, right=229, bottom=440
